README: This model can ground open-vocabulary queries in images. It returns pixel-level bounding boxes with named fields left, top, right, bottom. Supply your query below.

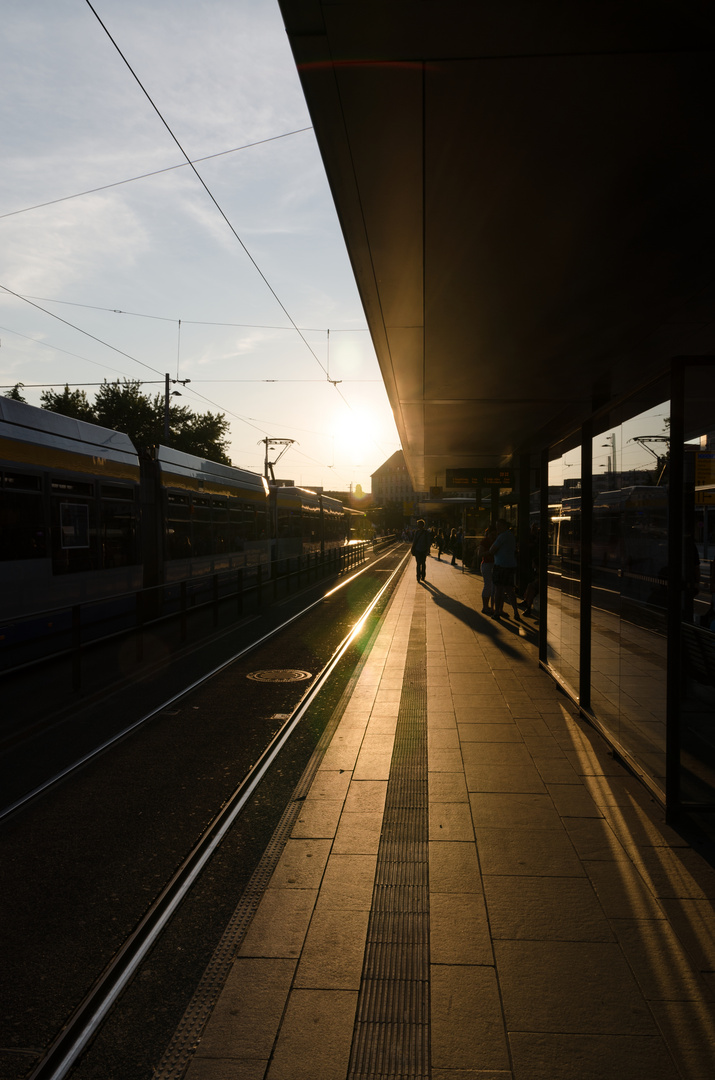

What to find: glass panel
left=680, top=364, right=715, bottom=807
left=591, top=400, right=669, bottom=792
left=546, top=446, right=581, bottom=697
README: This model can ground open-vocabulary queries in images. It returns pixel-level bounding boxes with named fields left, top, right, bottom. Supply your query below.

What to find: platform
left=159, top=552, right=715, bottom=1080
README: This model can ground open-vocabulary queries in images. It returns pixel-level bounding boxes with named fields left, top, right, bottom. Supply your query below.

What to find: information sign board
left=445, top=468, right=514, bottom=488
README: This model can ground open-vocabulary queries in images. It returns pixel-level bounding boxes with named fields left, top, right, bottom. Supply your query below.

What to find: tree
left=40, top=384, right=95, bottom=421
left=40, top=379, right=232, bottom=464
left=3, top=383, right=27, bottom=402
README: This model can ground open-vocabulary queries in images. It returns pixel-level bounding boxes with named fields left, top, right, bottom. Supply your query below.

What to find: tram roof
left=278, top=1, right=715, bottom=490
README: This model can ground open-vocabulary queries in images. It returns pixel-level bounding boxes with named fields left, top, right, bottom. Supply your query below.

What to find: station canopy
left=278, top=1, right=715, bottom=491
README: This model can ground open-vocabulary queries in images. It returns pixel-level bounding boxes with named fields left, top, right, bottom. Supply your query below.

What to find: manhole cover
left=247, top=669, right=312, bottom=683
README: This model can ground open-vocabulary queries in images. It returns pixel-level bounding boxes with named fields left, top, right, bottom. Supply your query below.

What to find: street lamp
left=164, top=372, right=191, bottom=443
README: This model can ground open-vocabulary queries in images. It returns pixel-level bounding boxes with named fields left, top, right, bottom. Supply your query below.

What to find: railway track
left=0, top=545, right=409, bottom=1080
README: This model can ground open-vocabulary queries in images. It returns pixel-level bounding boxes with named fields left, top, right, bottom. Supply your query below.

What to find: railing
left=1, top=541, right=375, bottom=692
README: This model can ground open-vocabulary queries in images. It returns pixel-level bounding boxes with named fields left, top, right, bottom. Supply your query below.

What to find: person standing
left=490, top=518, right=520, bottom=620
left=478, top=525, right=496, bottom=614
left=411, top=519, right=431, bottom=583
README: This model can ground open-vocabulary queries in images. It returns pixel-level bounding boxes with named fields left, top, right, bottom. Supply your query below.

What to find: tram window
left=51, top=478, right=93, bottom=497
left=166, top=493, right=190, bottom=521
left=256, top=507, right=267, bottom=539
left=100, top=499, right=139, bottom=567
left=192, top=521, right=213, bottom=556
left=0, top=491, right=47, bottom=560
left=243, top=505, right=256, bottom=539
left=191, top=502, right=212, bottom=523
left=3, top=471, right=42, bottom=492
left=166, top=520, right=192, bottom=559
left=51, top=499, right=98, bottom=573
left=101, top=484, right=135, bottom=501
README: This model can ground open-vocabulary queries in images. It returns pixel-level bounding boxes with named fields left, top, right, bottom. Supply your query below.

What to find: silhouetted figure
left=411, top=519, right=431, bottom=583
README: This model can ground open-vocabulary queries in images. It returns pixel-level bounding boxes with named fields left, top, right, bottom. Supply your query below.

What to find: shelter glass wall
left=590, top=399, right=670, bottom=791
left=679, top=364, right=715, bottom=810
left=546, top=446, right=581, bottom=699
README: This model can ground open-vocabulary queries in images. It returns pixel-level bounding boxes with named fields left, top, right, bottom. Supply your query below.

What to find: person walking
left=478, top=525, right=496, bottom=614
left=411, top=519, right=431, bottom=583
left=490, top=518, right=520, bottom=621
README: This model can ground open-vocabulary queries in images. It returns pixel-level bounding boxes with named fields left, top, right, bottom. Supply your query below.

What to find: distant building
left=371, top=450, right=428, bottom=515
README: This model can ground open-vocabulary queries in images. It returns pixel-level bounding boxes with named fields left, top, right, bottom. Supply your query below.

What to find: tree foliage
left=3, top=383, right=27, bottom=402
left=40, top=380, right=232, bottom=464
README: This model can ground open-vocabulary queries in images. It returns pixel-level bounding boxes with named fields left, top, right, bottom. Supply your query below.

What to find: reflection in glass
left=591, top=402, right=669, bottom=794
left=680, top=366, right=715, bottom=807
left=547, top=447, right=581, bottom=698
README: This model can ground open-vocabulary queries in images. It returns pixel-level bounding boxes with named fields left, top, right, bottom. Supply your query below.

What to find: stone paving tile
left=428, top=727, right=461, bottom=749
left=464, top=762, right=548, bottom=794
left=508, top=1032, right=681, bottom=1080
left=546, top=782, right=603, bottom=818
left=429, top=771, right=469, bottom=802
left=622, top=844, right=715, bottom=900
left=484, top=875, right=614, bottom=942
left=314, top=853, right=377, bottom=912
left=495, top=939, right=658, bottom=1035
left=469, top=792, right=564, bottom=831
left=332, top=809, right=384, bottom=854
left=238, top=888, right=318, bottom=959
left=429, top=747, right=465, bottom=772
left=611, top=917, right=714, bottom=1001
left=533, top=757, right=580, bottom=784
left=268, top=839, right=332, bottom=890
left=431, top=965, right=510, bottom=1072
left=658, top=898, right=715, bottom=971
left=192, top=957, right=296, bottom=1060
left=265, top=989, right=358, bottom=1080
left=648, top=999, right=715, bottom=1080
left=310, top=769, right=352, bottom=801
left=429, top=840, right=484, bottom=893
left=290, top=799, right=344, bottom=839
left=294, top=907, right=370, bottom=989
left=430, top=892, right=494, bottom=965
left=429, top=800, right=475, bottom=841
left=460, top=741, right=532, bottom=765
left=185, top=1059, right=268, bottom=1080
left=352, top=747, right=393, bottom=781
left=475, top=825, right=586, bottom=877
left=342, top=779, right=387, bottom=814
left=563, top=817, right=632, bottom=862
left=428, top=710, right=458, bottom=729
left=584, top=858, right=667, bottom=920
left=457, top=723, right=523, bottom=742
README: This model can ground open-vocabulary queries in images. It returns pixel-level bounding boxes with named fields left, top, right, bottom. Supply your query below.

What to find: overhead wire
left=0, top=285, right=164, bottom=376
left=0, top=129, right=313, bottom=221
left=83, top=0, right=350, bottom=403
left=21, top=294, right=369, bottom=335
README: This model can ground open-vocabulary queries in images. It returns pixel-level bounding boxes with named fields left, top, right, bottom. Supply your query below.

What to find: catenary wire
left=0, top=130, right=313, bottom=220
left=23, top=295, right=369, bottom=334
left=83, top=0, right=344, bottom=396
left=0, top=285, right=164, bottom=376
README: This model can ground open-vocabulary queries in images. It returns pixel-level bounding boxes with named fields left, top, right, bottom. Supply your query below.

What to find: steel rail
left=0, top=543, right=401, bottom=823
left=25, top=550, right=410, bottom=1080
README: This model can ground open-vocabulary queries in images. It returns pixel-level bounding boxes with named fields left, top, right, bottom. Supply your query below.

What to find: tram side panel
left=0, top=400, right=143, bottom=621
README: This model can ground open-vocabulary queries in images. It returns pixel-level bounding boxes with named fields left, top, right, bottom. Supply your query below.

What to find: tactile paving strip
left=348, top=608, right=429, bottom=1079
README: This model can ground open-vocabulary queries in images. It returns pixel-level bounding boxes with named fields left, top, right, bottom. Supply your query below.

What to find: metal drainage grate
left=246, top=669, right=312, bottom=683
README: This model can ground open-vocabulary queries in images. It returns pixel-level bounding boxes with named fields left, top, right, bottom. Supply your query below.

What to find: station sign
left=446, top=467, right=514, bottom=488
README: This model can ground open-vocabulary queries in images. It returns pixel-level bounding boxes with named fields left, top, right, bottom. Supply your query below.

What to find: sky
left=0, top=0, right=401, bottom=494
